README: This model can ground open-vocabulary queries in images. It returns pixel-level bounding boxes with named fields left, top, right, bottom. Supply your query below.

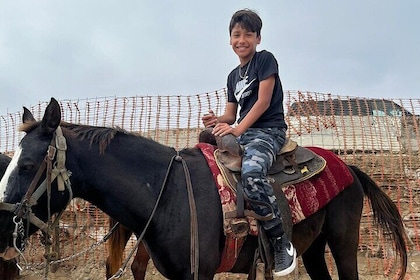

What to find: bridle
left=0, top=126, right=73, bottom=259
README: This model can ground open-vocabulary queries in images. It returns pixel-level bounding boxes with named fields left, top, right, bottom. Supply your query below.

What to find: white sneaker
left=271, top=236, right=297, bottom=277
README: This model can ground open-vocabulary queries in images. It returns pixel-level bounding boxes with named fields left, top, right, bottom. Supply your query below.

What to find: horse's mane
left=19, top=121, right=137, bottom=154
left=62, top=122, right=131, bottom=153
left=19, top=121, right=39, bottom=134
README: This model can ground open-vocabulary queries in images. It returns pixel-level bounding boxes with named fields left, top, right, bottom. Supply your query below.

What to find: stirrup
left=229, top=218, right=249, bottom=237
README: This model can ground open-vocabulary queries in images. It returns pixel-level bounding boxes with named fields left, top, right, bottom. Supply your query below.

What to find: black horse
left=0, top=98, right=407, bottom=279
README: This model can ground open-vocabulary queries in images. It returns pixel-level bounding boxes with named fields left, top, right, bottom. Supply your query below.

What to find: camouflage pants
left=238, top=127, right=286, bottom=233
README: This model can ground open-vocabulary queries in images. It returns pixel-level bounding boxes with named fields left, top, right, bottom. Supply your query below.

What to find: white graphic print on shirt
left=234, top=77, right=256, bottom=102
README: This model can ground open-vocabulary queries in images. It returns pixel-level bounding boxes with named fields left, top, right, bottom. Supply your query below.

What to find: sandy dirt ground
left=14, top=255, right=420, bottom=280
left=12, top=243, right=420, bottom=279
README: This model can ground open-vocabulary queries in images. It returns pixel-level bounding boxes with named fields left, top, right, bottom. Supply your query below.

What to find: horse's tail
left=349, top=165, right=408, bottom=279
left=105, top=217, right=133, bottom=278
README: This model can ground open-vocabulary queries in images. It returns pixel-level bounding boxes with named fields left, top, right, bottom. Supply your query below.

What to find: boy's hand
left=212, top=123, right=237, bottom=137
left=202, top=110, right=218, bottom=128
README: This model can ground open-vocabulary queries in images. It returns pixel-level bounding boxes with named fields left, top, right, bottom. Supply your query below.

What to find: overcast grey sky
left=1, top=1, right=419, bottom=115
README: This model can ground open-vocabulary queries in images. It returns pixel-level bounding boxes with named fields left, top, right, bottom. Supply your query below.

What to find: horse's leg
left=291, top=209, right=328, bottom=279
left=131, top=241, right=150, bottom=280
left=302, top=233, right=332, bottom=280
left=324, top=180, right=364, bottom=280
left=291, top=209, right=325, bottom=256
left=106, top=219, right=134, bottom=279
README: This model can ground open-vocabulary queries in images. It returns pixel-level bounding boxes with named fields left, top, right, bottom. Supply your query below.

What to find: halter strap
left=0, top=126, right=73, bottom=270
left=14, top=126, right=72, bottom=222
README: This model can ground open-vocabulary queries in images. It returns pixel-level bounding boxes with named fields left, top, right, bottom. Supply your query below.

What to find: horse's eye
left=20, top=163, right=35, bottom=171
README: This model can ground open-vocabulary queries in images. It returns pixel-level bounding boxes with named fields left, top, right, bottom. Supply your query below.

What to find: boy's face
left=230, top=23, right=261, bottom=64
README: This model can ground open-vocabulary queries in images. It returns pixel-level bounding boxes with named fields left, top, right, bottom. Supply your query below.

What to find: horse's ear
left=22, top=107, right=36, bottom=124
left=40, top=98, right=61, bottom=135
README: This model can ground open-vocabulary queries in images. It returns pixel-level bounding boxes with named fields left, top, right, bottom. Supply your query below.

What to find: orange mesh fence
left=1, top=89, right=419, bottom=278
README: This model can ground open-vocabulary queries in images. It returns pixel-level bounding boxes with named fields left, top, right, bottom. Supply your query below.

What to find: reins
left=109, top=151, right=199, bottom=280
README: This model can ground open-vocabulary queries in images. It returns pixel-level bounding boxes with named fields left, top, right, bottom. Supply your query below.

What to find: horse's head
left=0, top=98, right=72, bottom=260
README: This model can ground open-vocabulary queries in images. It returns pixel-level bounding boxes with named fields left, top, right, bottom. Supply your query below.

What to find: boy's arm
left=218, top=103, right=237, bottom=124
left=202, top=102, right=237, bottom=128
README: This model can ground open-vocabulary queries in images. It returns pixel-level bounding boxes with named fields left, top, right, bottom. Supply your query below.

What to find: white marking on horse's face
left=0, top=146, right=22, bottom=202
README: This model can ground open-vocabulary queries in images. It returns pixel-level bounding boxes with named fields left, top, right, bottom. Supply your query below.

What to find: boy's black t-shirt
left=227, top=50, right=287, bottom=129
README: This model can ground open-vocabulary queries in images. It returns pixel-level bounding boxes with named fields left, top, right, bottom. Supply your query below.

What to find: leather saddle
left=204, top=129, right=327, bottom=188
left=199, top=128, right=326, bottom=217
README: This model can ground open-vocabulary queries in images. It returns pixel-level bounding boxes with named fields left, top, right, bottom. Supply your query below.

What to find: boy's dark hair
left=229, top=9, right=262, bottom=36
